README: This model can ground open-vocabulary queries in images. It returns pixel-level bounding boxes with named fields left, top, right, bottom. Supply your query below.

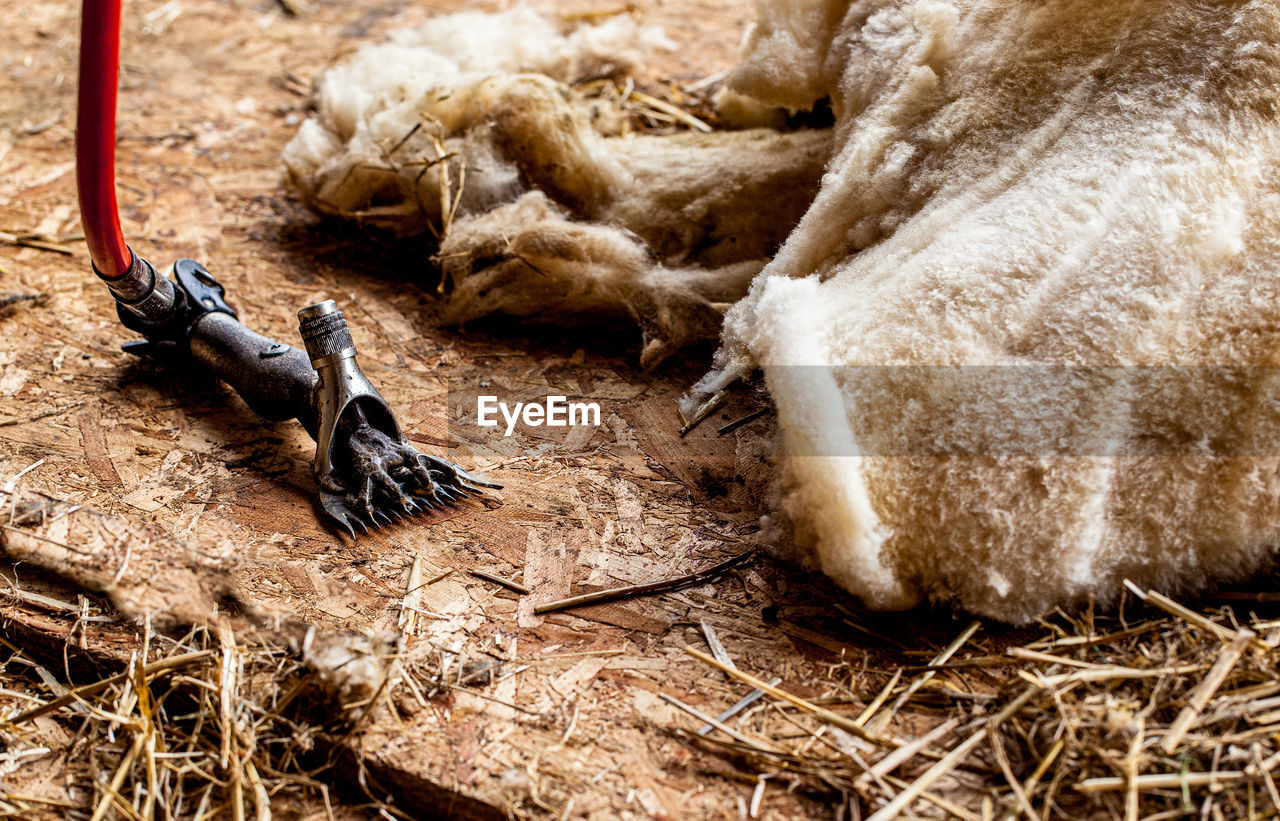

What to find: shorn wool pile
left=284, top=1, right=1280, bottom=623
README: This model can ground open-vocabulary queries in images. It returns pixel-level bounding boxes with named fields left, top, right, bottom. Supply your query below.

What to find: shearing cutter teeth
left=298, top=301, right=501, bottom=536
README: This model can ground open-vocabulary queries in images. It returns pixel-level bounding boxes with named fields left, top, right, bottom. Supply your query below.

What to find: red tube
left=76, top=0, right=132, bottom=280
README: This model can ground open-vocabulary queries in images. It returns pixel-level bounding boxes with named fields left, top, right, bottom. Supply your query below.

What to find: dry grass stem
left=534, top=549, right=754, bottom=613
left=470, top=569, right=531, bottom=595
left=665, top=580, right=1280, bottom=818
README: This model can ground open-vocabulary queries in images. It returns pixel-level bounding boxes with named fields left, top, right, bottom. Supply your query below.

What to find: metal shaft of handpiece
left=187, top=311, right=317, bottom=428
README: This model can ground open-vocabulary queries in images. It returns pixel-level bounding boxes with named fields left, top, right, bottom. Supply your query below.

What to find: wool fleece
left=286, top=1, right=1280, bottom=622
left=282, top=6, right=829, bottom=367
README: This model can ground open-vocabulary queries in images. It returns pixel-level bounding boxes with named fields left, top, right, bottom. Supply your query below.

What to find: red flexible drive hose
left=76, top=0, right=132, bottom=280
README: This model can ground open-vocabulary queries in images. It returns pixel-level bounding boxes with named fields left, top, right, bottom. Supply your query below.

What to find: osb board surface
left=0, top=1, right=987, bottom=818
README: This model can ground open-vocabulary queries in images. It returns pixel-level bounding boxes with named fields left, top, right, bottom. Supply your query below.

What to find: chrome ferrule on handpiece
left=298, top=300, right=356, bottom=367
left=99, top=249, right=179, bottom=322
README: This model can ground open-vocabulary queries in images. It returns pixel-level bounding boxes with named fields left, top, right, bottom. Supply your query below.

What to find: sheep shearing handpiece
left=108, top=257, right=498, bottom=537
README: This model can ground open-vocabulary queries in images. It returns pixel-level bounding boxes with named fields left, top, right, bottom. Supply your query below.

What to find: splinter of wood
left=534, top=548, right=754, bottom=613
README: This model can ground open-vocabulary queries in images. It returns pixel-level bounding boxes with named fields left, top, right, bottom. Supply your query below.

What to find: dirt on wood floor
left=3, top=1, right=1280, bottom=820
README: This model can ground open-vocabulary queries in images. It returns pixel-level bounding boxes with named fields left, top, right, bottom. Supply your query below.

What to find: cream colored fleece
left=696, top=0, right=1280, bottom=620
